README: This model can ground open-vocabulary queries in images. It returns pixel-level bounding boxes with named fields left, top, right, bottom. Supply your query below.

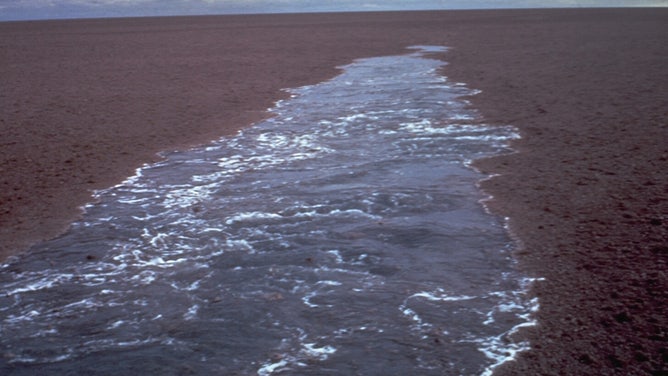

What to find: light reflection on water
left=0, top=46, right=536, bottom=375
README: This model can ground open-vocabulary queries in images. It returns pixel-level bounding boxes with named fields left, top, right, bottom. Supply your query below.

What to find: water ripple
left=0, top=46, right=536, bottom=376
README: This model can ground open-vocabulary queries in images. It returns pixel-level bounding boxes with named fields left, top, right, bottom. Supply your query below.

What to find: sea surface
left=0, top=46, right=537, bottom=375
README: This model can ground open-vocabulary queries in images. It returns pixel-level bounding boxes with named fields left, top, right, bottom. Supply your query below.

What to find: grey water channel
left=0, top=46, right=537, bottom=375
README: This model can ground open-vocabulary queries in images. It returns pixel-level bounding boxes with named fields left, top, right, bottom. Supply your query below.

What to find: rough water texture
left=0, top=46, right=536, bottom=375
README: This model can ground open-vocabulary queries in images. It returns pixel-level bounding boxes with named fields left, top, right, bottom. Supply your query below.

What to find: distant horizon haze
left=1, top=0, right=666, bottom=21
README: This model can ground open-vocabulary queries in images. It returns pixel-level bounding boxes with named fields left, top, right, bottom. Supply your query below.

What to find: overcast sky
left=1, top=0, right=666, bottom=21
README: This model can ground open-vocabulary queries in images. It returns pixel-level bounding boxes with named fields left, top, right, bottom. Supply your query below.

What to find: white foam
left=5, top=309, right=41, bottom=325
left=8, top=351, right=73, bottom=365
left=30, top=327, right=59, bottom=337
left=474, top=329, right=533, bottom=376
left=161, top=184, right=215, bottom=209
left=225, top=239, right=255, bottom=253
left=117, top=196, right=153, bottom=205
left=4, top=273, right=74, bottom=296
left=400, top=306, right=424, bottom=326
left=107, top=320, right=126, bottom=330
left=129, top=270, right=156, bottom=285
left=225, top=212, right=282, bottom=225
left=63, top=297, right=103, bottom=310
left=409, top=290, right=477, bottom=302
left=475, top=279, right=542, bottom=376
left=131, top=212, right=162, bottom=221
left=316, top=280, right=342, bottom=287
left=301, top=343, right=336, bottom=360
left=326, top=250, right=343, bottom=264
left=183, top=304, right=199, bottom=321
left=328, top=208, right=381, bottom=220
left=257, top=359, right=290, bottom=376
left=302, top=292, right=319, bottom=308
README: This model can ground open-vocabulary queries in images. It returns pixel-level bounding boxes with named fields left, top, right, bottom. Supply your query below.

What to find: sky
left=0, top=0, right=666, bottom=21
